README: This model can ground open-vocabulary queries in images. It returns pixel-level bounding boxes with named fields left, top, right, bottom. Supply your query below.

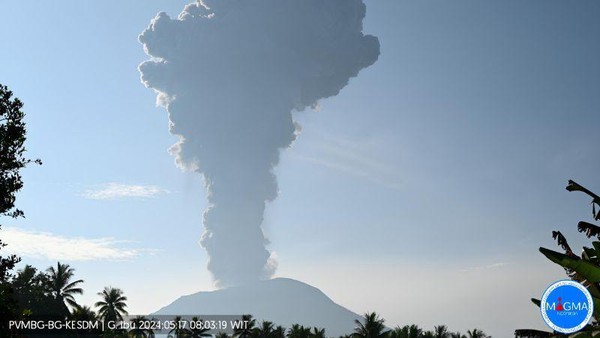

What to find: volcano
left=154, top=278, right=362, bottom=337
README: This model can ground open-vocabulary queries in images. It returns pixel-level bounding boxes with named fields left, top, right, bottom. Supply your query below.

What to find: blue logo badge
left=541, top=280, right=594, bottom=334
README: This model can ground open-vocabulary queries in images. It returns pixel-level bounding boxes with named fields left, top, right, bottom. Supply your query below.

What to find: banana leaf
left=592, top=241, right=600, bottom=255
left=540, top=248, right=600, bottom=283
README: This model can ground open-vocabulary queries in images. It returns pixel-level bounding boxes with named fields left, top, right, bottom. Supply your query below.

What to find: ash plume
left=138, top=0, right=380, bottom=287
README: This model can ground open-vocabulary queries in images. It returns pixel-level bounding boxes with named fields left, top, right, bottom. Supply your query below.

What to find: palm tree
left=353, top=312, right=389, bottom=338
left=466, top=329, right=489, bottom=338
left=128, top=315, right=155, bottom=338
left=168, top=315, right=188, bottom=338
left=215, top=333, right=230, bottom=338
left=434, top=325, right=449, bottom=338
left=256, top=321, right=275, bottom=338
left=273, top=325, right=286, bottom=338
left=288, top=324, right=311, bottom=338
left=95, top=286, right=128, bottom=323
left=422, top=331, right=434, bottom=338
left=187, top=317, right=211, bottom=338
left=233, top=314, right=256, bottom=338
left=389, top=324, right=422, bottom=338
left=450, top=333, right=466, bottom=338
left=46, top=262, right=84, bottom=309
left=311, top=327, right=326, bottom=338
left=70, top=305, right=97, bottom=321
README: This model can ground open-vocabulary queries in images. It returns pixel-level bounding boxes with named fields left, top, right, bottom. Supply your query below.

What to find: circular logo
left=540, top=280, right=594, bottom=333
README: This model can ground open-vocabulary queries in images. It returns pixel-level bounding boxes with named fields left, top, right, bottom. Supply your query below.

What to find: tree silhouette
left=11, top=264, right=65, bottom=317
left=311, top=327, right=326, bottom=338
left=71, top=305, right=97, bottom=321
left=273, top=325, right=286, bottom=338
left=46, top=261, right=84, bottom=310
left=71, top=305, right=100, bottom=337
left=390, top=324, right=423, bottom=338
left=288, top=324, right=311, bottom=338
left=353, top=312, right=390, bottom=338
left=129, top=315, right=155, bottom=338
left=422, top=331, right=434, bottom=338
left=466, top=329, right=489, bottom=338
left=0, top=83, right=41, bottom=334
left=434, top=325, right=449, bottom=338
left=95, top=286, right=128, bottom=323
left=233, top=314, right=256, bottom=338
left=187, top=316, right=211, bottom=338
left=167, top=315, right=187, bottom=338
left=256, top=321, right=275, bottom=338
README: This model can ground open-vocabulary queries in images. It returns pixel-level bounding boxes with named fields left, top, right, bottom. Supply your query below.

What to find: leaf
left=539, top=247, right=600, bottom=298
left=583, top=247, right=599, bottom=263
left=593, top=242, right=600, bottom=256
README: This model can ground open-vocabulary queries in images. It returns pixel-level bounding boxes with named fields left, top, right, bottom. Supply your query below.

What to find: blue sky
left=1, top=1, right=599, bottom=337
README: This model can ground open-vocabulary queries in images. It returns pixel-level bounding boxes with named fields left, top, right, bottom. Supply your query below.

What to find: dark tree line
left=0, top=83, right=41, bottom=336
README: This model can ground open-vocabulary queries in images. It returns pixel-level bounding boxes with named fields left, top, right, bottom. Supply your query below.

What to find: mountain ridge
left=154, top=278, right=363, bottom=337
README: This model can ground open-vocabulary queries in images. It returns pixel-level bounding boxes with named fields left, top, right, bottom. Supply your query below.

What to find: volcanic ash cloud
left=138, top=0, right=380, bottom=287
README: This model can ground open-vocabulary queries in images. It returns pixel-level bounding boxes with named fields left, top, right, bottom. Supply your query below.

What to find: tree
left=233, top=314, right=256, bottom=338
left=390, top=325, right=423, bottom=338
left=273, top=325, right=286, bottom=338
left=0, top=83, right=41, bottom=335
left=168, top=315, right=188, bottom=338
left=0, top=84, right=41, bottom=279
left=187, top=317, right=211, bottom=338
left=95, top=286, right=128, bottom=323
left=311, top=327, right=326, bottom=338
left=129, top=315, right=155, bottom=338
left=288, top=324, right=311, bottom=338
left=523, top=180, right=600, bottom=337
left=255, top=321, right=275, bottom=338
left=71, top=305, right=97, bottom=321
left=71, top=305, right=101, bottom=337
left=11, top=264, right=65, bottom=316
left=46, top=262, right=84, bottom=310
left=353, top=312, right=390, bottom=338
left=434, top=325, right=449, bottom=338
left=466, top=329, right=488, bottom=338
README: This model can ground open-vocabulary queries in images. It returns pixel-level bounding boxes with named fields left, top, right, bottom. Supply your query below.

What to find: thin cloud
left=81, top=183, right=169, bottom=200
left=291, top=131, right=402, bottom=190
left=1, top=227, right=148, bottom=261
left=461, top=262, right=508, bottom=273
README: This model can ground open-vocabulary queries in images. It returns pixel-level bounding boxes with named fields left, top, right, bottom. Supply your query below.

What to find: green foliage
left=466, top=329, right=489, bottom=338
left=96, top=286, right=129, bottom=324
left=234, top=314, right=257, bottom=338
left=11, top=264, right=68, bottom=317
left=0, top=83, right=41, bottom=336
left=129, top=315, right=155, bottom=338
left=526, top=180, right=600, bottom=337
left=288, top=324, right=312, bottom=338
left=353, top=312, right=390, bottom=338
left=433, top=325, right=450, bottom=338
left=388, top=324, right=477, bottom=338
left=46, top=261, right=85, bottom=309
left=0, top=84, right=41, bottom=220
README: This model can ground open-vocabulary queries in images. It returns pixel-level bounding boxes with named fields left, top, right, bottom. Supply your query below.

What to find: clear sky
left=1, top=1, right=599, bottom=337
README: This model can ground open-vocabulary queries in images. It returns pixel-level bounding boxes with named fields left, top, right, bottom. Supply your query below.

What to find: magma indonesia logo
left=541, top=280, right=594, bottom=334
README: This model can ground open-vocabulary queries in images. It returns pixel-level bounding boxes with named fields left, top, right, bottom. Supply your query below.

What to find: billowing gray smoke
left=139, top=0, right=379, bottom=287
